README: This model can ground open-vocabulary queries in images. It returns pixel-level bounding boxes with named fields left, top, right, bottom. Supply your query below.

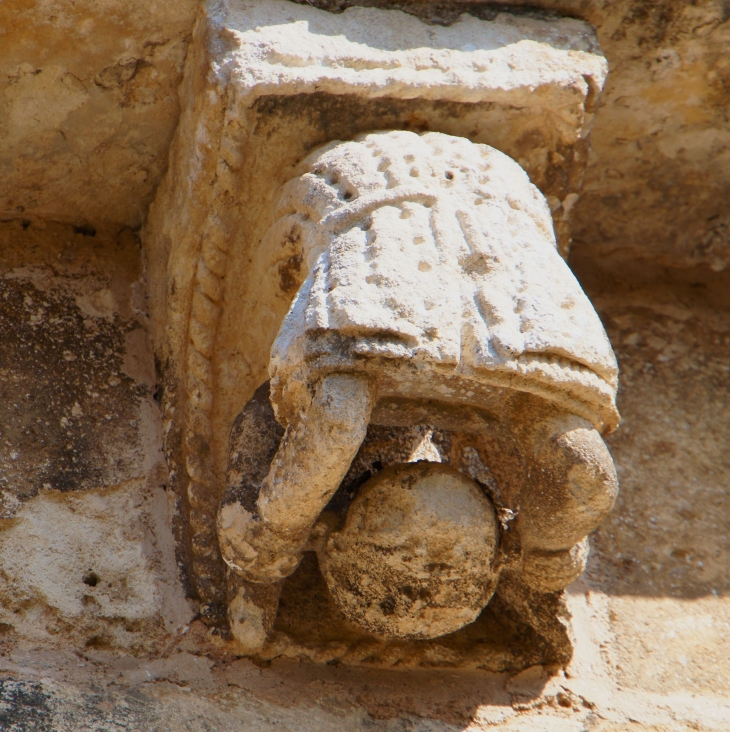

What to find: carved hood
left=267, top=131, right=619, bottom=432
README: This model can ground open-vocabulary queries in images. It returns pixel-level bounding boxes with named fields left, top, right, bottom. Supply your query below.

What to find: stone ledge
left=218, top=0, right=606, bottom=106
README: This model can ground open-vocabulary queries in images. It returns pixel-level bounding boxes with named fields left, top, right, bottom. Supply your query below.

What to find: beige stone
left=319, top=462, right=500, bottom=640
left=219, top=372, right=373, bottom=583
left=267, top=131, right=618, bottom=432
left=220, top=382, right=576, bottom=667
left=5, top=0, right=729, bottom=270
left=2, top=0, right=729, bottom=728
left=0, top=481, right=191, bottom=651
left=217, top=130, right=618, bottom=656
left=283, top=0, right=730, bottom=271
left=220, top=0, right=606, bottom=109
left=0, top=0, right=198, bottom=229
left=0, top=222, right=193, bottom=652
left=143, top=0, right=608, bottom=627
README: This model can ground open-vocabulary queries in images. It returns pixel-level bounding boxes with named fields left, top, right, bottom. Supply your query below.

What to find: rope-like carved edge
left=183, top=225, right=230, bottom=628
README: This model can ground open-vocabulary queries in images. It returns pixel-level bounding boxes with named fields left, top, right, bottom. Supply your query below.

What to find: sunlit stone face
left=319, top=462, right=500, bottom=640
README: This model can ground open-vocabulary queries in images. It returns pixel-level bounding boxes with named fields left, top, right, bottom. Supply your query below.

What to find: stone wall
left=0, top=1, right=729, bottom=730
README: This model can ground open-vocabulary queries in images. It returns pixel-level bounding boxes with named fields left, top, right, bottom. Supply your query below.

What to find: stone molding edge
left=145, top=0, right=608, bottom=627
left=218, top=0, right=607, bottom=107
left=146, top=11, right=235, bottom=624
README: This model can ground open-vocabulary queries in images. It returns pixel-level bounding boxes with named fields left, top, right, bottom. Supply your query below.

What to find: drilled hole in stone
left=445, top=171, right=454, bottom=180
left=85, top=635, right=111, bottom=649
left=73, top=224, right=97, bottom=237
left=83, top=571, right=100, bottom=587
left=557, top=692, right=573, bottom=708
left=379, top=596, right=396, bottom=616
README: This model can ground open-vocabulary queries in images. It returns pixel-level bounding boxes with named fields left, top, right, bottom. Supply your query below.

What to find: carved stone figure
left=144, top=2, right=609, bottom=641
left=217, top=130, right=619, bottom=651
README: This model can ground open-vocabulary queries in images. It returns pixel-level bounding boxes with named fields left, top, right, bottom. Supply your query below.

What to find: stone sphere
left=318, top=462, right=500, bottom=640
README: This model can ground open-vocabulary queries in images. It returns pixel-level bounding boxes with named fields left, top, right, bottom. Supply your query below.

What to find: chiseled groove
left=514, top=351, right=617, bottom=389
left=182, top=229, right=230, bottom=623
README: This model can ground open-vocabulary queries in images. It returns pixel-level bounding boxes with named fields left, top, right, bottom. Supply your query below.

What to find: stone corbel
left=144, top=0, right=614, bottom=669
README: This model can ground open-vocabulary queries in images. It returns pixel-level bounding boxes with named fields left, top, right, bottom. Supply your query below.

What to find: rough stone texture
left=143, top=0, right=607, bottom=625
left=573, top=257, right=730, bottom=720
left=319, top=463, right=500, bottom=639
left=561, top=0, right=730, bottom=272
left=220, top=388, right=579, bottom=670
left=216, top=129, right=618, bottom=657
left=220, top=373, right=374, bottom=584
left=3, top=0, right=728, bottom=262
left=0, top=225, right=724, bottom=727
left=0, top=0, right=197, bottom=229
left=0, top=223, right=152, bottom=505
left=1, top=0, right=730, bottom=729
left=285, top=0, right=730, bottom=272
left=267, top=131, right=618, bottom=430
left=0, top=221, right=193, bottom=652
left=0, top=588, right=727, bottom=730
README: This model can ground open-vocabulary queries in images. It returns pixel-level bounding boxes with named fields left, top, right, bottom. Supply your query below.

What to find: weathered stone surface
left=0, top=484, right=188, bottom=651
left=292, top=0, right=730, bottom=271
left=0, top=221, right=725, bottom=728
left=573, top=256, right=730, bottom=708
left=267, top=131, right=618, bottom=430
left=2, top=0, right=730, bottom=729
left=0, top=0, right=197, bottom=229
left=565, top=1, right=730, bottom=271
left=0, top=223, right=152, bottom=507
left=0, top=221, right=192, bottom=651
left=320, top=462, right=500, bottom=640
left=3, top=0, right=729, bottom=269
left=144, top=0, right=607, bottom=624
left=217, top=130, right=618, bottom=654
left=219, top=387, right=579, bottom=669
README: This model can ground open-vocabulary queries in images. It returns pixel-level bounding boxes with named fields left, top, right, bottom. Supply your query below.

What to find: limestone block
left=219, top=0, right=606, bottom=109
left=0, top=222, right=193, bottom=651
left=0, top=0, right=198, bottom=229
left=0, top=224, right=154, bottom=512
left=144, top=0, right=608, bottom=627
left=0, top=481, right=190, bottom=651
